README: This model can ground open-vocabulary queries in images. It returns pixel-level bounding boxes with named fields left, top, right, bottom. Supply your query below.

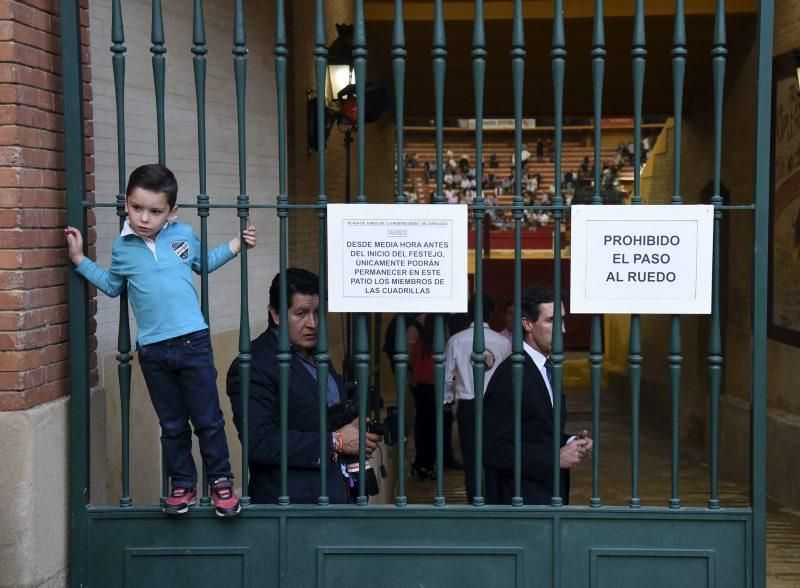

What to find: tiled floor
left=401, top=388, right=800, bottom=585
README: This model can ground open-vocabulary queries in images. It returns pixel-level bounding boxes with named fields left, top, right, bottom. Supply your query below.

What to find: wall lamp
left=307, top=24, right=357, bottom=153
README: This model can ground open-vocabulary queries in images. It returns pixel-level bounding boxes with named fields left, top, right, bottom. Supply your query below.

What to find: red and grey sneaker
left=210, top=478, right=241, bottom=518
left=163, top=485, right=197, bottom=515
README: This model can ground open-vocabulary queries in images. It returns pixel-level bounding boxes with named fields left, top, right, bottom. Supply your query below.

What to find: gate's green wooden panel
left=84, top=508, right=751, bottom=587
left=124, top=548, right=251, bottom=587
left=560, top=518, right=749, bottom=588
left=285, top=514, right=553, bottom=585
left=590, top=549, right=713, bottom=588
left=87, top=514, right=280, bottom=586
left=317, top=547, right=521, bottom=588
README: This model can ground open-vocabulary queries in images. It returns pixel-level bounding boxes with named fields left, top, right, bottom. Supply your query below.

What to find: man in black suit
left=226, top=268, right=380, bottom=504
left=483, top=284, right=592, bottom=505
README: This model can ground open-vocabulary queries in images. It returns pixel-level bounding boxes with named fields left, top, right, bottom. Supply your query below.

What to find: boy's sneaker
left=163, top=485, right=197, bottom=515
left=210, top=478, right=241, bottom=518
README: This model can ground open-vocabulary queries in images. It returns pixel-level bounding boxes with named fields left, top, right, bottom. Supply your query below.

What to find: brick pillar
left=0, top=0, right=95, bottom=584
left=0, top=0, right=96, bottom=413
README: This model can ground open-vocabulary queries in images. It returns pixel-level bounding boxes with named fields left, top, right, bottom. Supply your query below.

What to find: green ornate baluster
left=372, top=314, right=382, bottom=422
left=550, top=0, right=566, bottom=508
left=314, top=0, right=331, bottom=506
left=232, top=0, right=251, bottom=508
left=471, top=0, right=487, bottom=508
left=589, top=0, right=605, bottom=509
left=353, top=0, right=371, bottom=507
left=708, top=0, right=727, bottom=511
left=150, top=0, right=168, bottom=503
left=192, top=0, right=212, bottom=507
left=111, top=0, right=132, bottom=508
left=274, top=0, right=291, bottom=506
left=669, top=0, right=687, bottom=511
left=628, top=0, right=646, bottom=509
left=431, top=0, right=447, bottom=508
left=510, top=0, right=525, bottom=507
left=151, top=0, right=166, bottom=165
left=391, top=0, right=408, bottom=508
left=193, top=0, right=209, bottom=330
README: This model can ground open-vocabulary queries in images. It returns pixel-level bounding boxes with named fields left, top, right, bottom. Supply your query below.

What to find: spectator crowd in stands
left=401, top=135, right=655, bottom=230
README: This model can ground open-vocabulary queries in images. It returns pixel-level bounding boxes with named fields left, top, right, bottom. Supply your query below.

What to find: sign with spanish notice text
left=327, top=204, right=468, bottom=313
left=570, top=205, right=713, bottom=314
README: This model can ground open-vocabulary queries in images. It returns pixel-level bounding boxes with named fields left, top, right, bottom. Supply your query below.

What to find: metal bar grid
left=61, top=1, right=773, bottom=581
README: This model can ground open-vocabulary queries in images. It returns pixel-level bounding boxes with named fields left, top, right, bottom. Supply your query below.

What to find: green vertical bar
left=274, top=0, right=291, bottom=507
left=589, top=0, right=605, bottom=509
left=431, top=0, right=447, bottom=508
left=193, top=0, right=211, bottom=507
left=353, top=0, right=371, bottom=506
left=314, top=0, right=330, bottom=507
left=372, top=314, right=382, bottom=422
left=471, top=0, right=487, bottom=508
left=150, top=0, right=169, bottom=503
left=707, top=0, right=727, bottom=512
left=391, top=0, right=408, bottom=508
left=151, top=0, right=166, bottom=165
left=510, top=0, right=525, bottom=507
left=628, top=0, right=646, bottom=509
left=550, top=0, right=566, bottom=509
left=193, top=0, right=210, bottom=328
left=752, top=1, right=773, bottom=584
left=111, top=0, right=132, bottom=508
left=669, top=0, right=687, bottom=511
left=232, top=0, right=251, bottom=507
left=61, top=0, right=88, bottom=581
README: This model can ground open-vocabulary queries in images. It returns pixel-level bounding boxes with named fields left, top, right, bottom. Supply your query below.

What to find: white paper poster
left=570, top=205, right=713, bottom=314
left=327, top=204, right=468, bottom=313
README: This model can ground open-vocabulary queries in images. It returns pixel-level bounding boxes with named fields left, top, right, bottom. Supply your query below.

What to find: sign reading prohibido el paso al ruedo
left=570, top=205, right=714, bottom=314
left=327, top=204, right=468, bottom=313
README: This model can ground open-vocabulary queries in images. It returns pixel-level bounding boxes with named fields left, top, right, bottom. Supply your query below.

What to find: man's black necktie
left=544, top=357, right=554, bottom=387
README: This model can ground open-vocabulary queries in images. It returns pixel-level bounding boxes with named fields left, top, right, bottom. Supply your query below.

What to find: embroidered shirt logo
left=171, top=240, right=189, bottom=260
left=472, top=349, right=497, bottom=370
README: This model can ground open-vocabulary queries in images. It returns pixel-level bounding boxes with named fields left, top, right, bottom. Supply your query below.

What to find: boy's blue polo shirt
left=76, top=220, right=236, bottom=346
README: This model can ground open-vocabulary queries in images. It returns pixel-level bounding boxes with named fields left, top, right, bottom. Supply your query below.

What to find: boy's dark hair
left=468, top=293, right=495, bottom=320
left=519, top=284, right=559, bottom=322
left=126, top=164, right=178, bottom=209
left=268, top=268, right=319, bottom=327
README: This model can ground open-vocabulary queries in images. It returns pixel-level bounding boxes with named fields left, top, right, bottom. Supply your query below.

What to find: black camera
left=327, top=400, right=399, bottom=446
left=327, top=400, right=400, bottom=498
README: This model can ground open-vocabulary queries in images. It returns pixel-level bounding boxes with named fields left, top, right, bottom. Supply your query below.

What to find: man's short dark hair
left=126, top=164, right=178, bottom=209
left=468, top=293, right=495, bottom=319
left=519, top=284, right=557, bottom=322
left=504, top=298, right=514, bottom=311
left=268, top=268, right=319, bottom=327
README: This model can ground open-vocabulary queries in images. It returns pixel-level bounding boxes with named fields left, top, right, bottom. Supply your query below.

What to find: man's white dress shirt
left=444, top=323, right=512, bottom=404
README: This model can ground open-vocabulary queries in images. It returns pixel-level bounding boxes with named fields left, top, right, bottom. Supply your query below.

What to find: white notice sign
left=570, top=205, right=713, bottom=314
left=327, top=204, right=468, bottom=313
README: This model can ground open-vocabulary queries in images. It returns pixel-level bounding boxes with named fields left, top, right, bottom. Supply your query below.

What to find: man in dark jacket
left=483, top=284, right=592, bottom=505
left=226, top=268, right=380, bottom=504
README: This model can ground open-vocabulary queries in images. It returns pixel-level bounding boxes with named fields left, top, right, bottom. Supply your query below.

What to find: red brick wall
left=0, top=0, right=96, bottom=411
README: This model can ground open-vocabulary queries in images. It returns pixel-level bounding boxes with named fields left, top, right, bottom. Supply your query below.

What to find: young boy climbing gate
left=65, top=163, right=256, bottom=517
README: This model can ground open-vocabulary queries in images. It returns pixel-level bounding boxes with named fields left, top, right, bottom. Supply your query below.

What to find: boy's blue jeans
left=138, top=329, right=233, bottom=488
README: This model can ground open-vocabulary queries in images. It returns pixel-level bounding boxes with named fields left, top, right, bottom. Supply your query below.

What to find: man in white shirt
left=444, top=295, right=512, bottom=502
left=483, top=284, right=593, bottom=505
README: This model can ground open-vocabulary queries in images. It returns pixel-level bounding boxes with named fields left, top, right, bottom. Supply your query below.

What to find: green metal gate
left=62, top=0, right=773, bottom=585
